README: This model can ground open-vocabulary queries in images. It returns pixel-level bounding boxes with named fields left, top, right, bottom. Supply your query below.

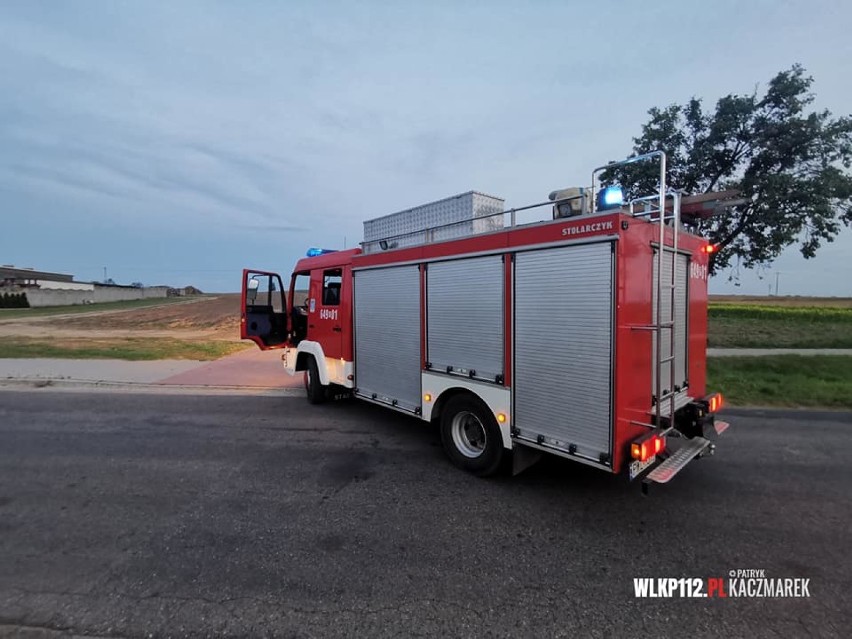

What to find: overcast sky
left=1, top=0, right=850, bottom=294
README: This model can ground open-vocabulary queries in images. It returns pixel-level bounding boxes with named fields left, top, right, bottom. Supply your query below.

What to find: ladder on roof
left=592, top=151, right=683, bottom=428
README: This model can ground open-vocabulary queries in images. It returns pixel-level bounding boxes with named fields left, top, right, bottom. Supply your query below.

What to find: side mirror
left=247, top=277, right=260, bottom=303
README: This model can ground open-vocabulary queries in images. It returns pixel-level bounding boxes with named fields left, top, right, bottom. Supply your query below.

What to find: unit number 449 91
left=319, top=308, right=339, bottom=320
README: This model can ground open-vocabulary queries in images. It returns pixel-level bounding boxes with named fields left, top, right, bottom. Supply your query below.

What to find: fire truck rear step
left=645, top=436, right=712, bottom=484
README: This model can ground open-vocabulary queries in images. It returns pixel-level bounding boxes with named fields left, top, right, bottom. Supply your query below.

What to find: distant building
left=1, top=264, right=183, bottom=307
left=0, top=265, right=94, bottom=291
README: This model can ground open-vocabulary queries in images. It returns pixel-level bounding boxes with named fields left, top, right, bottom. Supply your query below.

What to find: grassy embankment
left=708, top=355, right=852, bottom=408
left=707, top=301, right=852, bottom=408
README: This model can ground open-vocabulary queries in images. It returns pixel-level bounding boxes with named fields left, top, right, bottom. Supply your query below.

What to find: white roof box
left=362, top=191, right=504, bottom=253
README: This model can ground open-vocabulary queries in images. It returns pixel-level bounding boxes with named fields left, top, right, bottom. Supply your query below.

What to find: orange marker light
left=708, top=393, right=724, bottom=413
left=701, top=244, right=719, bottom=254
left=497, top=413, right=507, bottom=423
left=631, top=434, right=666, bottom=462
left=423, top=393, right=432, bottom=403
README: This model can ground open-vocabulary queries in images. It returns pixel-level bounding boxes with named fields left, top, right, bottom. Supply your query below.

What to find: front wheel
left=303, top=356, right=327, bottom=404
left=440, top=394, right=506, bottom=476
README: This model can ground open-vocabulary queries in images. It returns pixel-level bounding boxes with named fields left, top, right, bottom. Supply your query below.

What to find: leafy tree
left=602, top=65, right=852, bottom=274
left=0, top=292, right=28, bottom=308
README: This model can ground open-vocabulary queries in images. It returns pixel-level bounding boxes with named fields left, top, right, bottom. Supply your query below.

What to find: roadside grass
left=708, top=303, right=852, bottom=348
left=708, top=355, right=852, bottom=408
left=0, top=337, right=249, bottom=361
left=0, top=297, right=204, bottom=320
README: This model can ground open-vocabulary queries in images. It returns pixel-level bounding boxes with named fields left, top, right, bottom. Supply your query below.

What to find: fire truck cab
left=241, top=152, right=730, bottom=487
left=244, top=250, right=359, bottom=398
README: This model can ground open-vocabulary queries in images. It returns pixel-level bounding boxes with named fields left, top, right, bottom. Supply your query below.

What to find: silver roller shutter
left=354, top=265, right=421, bottom=411
left=427, top=256, right=504, bottom=381
left=652, top=250, right=689, bottom=398
left=513, top=241, right=614, bottom=462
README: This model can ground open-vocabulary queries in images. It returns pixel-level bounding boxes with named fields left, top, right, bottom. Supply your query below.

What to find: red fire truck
left=241, top=152, right=730, bottom=488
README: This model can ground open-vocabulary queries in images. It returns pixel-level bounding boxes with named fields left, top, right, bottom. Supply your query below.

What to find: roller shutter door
left=513, top=242, right=614, bottom=463
left=354, top=265, right=421, bottom=411
left=426, top=255, right=504, bottom=382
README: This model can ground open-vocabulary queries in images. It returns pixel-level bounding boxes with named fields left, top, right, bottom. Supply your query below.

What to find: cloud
left=0, top=15, right=328, bottom=230
left=1, top=1, right=851, bottom=292
left=242, top=223, right=308, bottom=233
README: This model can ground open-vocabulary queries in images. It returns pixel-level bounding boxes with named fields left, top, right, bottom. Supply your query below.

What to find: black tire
left=439, top=394, right=506, bottom=477
left=304, top=356, right=327, bottom=405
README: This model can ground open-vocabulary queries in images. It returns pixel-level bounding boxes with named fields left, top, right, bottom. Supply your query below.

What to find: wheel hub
left=451, top=411, right=487, bottom=458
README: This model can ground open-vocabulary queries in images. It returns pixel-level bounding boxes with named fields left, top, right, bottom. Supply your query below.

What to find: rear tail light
left=631, top=433, right=666, bottom=462
left=707, top=392, right=724, bottom=413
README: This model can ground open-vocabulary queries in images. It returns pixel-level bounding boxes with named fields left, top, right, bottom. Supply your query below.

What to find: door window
left=322, top=269, right=342, bottom=306
left=290, top=272, right=310, bottom=344
left=246, top=273, right=284, bottom=312
left=243, top=270, right=287, bottom=347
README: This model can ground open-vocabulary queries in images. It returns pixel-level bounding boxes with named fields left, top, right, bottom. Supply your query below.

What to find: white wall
left=92, top=286, right=170, bottom=304
left=12, top=286, right=171, bottom=307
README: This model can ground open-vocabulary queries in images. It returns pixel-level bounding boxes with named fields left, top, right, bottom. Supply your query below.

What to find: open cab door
left=241, top=269, right=288, bottom=350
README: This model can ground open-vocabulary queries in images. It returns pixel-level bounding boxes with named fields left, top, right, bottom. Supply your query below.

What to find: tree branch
left=703, top=140, right=747, bottom=193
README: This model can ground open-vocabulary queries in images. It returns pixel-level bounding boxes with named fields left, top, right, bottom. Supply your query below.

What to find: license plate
left=629, top=455, right=656, bottom=480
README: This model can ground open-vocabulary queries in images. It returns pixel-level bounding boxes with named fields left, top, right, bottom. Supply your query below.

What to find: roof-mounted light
left=596, top=185, right=623, bottom=211
left=306, top=248, right=337, bottom=257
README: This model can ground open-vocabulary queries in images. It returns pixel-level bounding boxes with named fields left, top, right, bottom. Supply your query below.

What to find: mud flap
left=511, top=444, right=543, bottom=476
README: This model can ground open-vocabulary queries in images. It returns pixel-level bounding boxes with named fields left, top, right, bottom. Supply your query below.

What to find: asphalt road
left=0, top=392, right=850, bottom=638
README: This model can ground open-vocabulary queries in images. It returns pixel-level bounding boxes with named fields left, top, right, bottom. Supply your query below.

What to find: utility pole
left=103, top=266, right=107, bottom=284
left=775, top=272, right=780, bottom=297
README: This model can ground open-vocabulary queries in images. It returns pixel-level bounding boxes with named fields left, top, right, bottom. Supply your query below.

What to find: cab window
left=322, top=269, right=342, bottom=306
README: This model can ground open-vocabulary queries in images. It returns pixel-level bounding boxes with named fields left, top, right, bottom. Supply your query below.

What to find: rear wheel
left=440, top=394, right=505, bottom=476
left=303, top=356, right=327, bottom=404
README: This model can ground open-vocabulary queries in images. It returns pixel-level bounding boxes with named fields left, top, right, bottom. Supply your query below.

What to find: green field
left=0, top=337, right=248, bottom=361
left=0, top=297, right=202, bottom=320
left=708, top=354, right=852, bottom=408
left=708, top=303, right=852, bottom=348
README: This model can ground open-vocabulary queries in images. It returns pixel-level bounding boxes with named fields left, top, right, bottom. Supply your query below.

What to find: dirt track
left=0, top=295, right=242, bottom=341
